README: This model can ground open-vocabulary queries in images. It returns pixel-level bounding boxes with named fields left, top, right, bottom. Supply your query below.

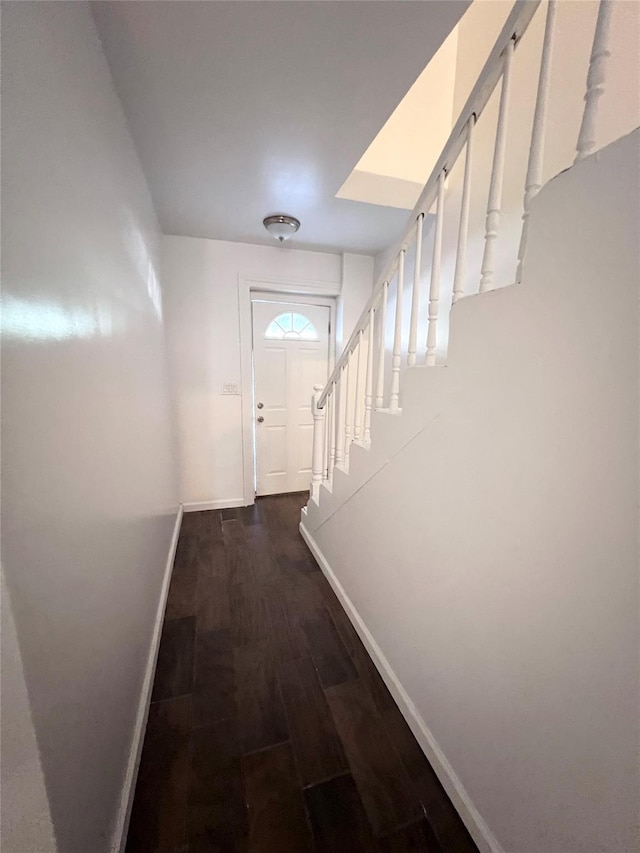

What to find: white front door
left=252, top=299, right=330, bottom=496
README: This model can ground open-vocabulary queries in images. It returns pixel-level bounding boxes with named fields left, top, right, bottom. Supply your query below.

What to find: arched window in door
left=264, top=311, right=319, bottom=341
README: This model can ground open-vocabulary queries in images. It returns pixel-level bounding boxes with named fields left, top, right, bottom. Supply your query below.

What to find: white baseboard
left=299, top=520, right=504, bottom=853
left=182, top=498, right=245, bottom=512
left=112, top=505, right=184, bottom=853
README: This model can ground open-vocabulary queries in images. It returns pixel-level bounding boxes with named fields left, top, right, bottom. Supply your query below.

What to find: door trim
left=238, top=276, right=339, bottom=506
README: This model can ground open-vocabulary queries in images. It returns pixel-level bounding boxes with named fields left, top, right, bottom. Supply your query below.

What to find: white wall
left=0, top=572, right=57, bottom=853
left=1, top=4, right=178, bottom=851
left=310, top=130, right=640, bottom=852
left=162, top=236, right=374, bottom=506
left=338, top=253, right=375, bottom=350
left=337, top=26, right=459, bottom=210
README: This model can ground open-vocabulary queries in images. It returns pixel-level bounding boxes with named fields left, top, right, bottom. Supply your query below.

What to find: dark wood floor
left=126, top=493, right=479, bottom=853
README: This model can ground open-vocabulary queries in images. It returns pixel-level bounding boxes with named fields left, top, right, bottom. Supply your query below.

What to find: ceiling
left=92, top=1, right=469, bottom=256
left=337, top=21, right=459, bottom=211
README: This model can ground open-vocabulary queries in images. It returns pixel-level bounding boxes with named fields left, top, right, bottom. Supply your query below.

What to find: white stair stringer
left=304, top=365, right=450, bottom=532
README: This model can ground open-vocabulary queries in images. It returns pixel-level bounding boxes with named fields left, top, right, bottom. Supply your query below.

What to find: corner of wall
left=1, top=571, right=57, bottom=853
left=338, top=252, right=375, bottom=349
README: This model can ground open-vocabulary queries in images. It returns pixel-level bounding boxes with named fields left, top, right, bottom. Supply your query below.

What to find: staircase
left=303, top=0, right=629, bottom=533
left=299, top=2, right=640, bottom=852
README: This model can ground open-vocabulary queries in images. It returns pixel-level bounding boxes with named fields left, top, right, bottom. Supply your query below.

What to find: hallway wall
left=309, top=131, right=640, bottom=852
left=1, top=3, right=179, bottom=851
left=161, top=235, right=373, bottom=507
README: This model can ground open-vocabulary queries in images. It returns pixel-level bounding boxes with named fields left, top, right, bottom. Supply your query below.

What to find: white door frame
left=238, top=276, right=339, bottom=506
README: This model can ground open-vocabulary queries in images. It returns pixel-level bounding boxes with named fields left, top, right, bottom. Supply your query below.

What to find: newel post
left=311, top=384, right=325, bottom=500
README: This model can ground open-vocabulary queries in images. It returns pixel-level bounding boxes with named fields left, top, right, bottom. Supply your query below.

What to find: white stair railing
left=310, top=0, right=616, bottom=501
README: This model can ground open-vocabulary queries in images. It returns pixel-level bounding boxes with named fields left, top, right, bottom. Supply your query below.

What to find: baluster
left=452, top=115, right=475, bottom=304
left=575, top=0, right=613, bottom=163
left=425, top=170, right=446, bottom=365
left=343, top=349, right=353, bottom=466
left=375, top=282, right=389, bottom=410
left=480, top=37, right=514, bottom=293
left=517, top=1, right=556, bottom=284
left=323, top=390, right=331, bottom=481
left=407, top=215, right=424, bottom=367
left=364, top=311, right=375, bottom=443
left=353, top=330, right=364, bottom=440
left=334, top=368, right=344, bottom=470
left=310, top=384, right=325, bottom=500
left=328, top=386, right=336, bottom=480
left=389, top=251, right=405, bottom=413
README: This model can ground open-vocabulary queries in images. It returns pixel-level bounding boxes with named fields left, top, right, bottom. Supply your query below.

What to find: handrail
left=318, top=0, right=540, bottom=408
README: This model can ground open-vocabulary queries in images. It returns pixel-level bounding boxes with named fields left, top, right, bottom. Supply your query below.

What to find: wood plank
left=307, top=568, right=344, bottom=610
left=165, top=531, right=199, bottom=620
left=196, top=540, right=228, bottom=584
left=196, top=576, right=230, bottom=633
left=262, top=496, right=309, bottom=562
left=283, top=492, right=309, bottom=526
left=126, top=695, right=191, bottom=853
left=288, top=490, right=309, bottom=508
left=199, top=509, right=223, bottom=542
left=222, top=517, right=244, bottom=544
left=324, top=602, right=395, bottom=714
left=265, top=591, right=309, bottom=664
left=325, top=597, right=361, bottom=656
left=351, top=641, right=395, bottom=714
left=230, top=582, right=271, bottom=647
left=187, top=718, right=247, bottom=852
left=381, top=704, right=432, bottom=780
left=180, top=510, right=205, bottom=537
left=240, top=502, right=264, bottom=526
left=151, top=616, right=195, bottom=702
left=235, top=640, right=288, bottom=754
left=284, top=571, right=327, bottom=618
left=382, top=706, right=477, bottom=851
left=164, top=561, right=197, bottom=621
left=303, top=606, right=358, bottom=689
left=244, top=536, right=282, bottom=584
left=278, top=553, right=318, bottom=576
left=277, top=656, right=347, bottom=786
left=242, top=520, right=272, bottom=552
left=226, top=540, right=256, bottom=587
left=221, top=507, right=240, bottom=521
left=193, top=628, right=236, bottom=728
left=173, top=530, right=199, bottom=572
left=325, top=679, right=422, bottom=836
left=413, top=770, right=479, bottom=853
left=243, top=743, right=313, bottom=852
left=303, top=773, right=377, bottom=852
left=377, top=819, right=442, bottom=852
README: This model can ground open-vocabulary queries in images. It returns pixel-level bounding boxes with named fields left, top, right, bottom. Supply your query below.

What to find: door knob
left=257, top=402, right=264, bottom=409
left=257, top=416, right=264, bottom=423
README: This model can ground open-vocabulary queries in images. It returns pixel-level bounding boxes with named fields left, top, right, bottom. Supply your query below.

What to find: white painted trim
left=299, top=520, right=505, bottom=853
left=182, top=498, right=245, bottom=512
left=238, top=274, right=340, bottom=507
left=239, top=276, right=257, bottom=507
left=251, top=291, right=338, bottom=308
left=112, top=505, right=183, bottom=853
left=245, top=275, right=341, bottom=298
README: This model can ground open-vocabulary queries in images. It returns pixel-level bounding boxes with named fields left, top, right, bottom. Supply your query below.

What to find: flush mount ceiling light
left=263, top=214, right=300, bottom=242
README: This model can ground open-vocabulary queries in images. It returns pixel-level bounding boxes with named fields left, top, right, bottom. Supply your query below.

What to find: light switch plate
left=221, top=383, right=239, bottom=395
